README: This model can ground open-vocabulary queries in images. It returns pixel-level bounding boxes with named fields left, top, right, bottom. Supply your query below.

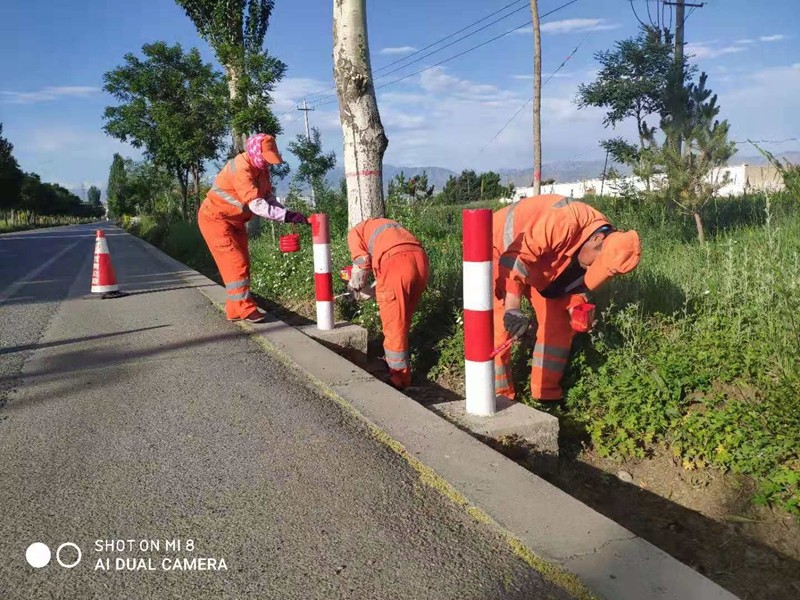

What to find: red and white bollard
left=462, top=209, right=496, bottom=416
left=311, top=213, right=334, bottom=330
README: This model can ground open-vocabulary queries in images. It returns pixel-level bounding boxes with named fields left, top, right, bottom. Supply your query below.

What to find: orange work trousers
left=493, top=285, right=576, bottom=401
left=198, top=204, right=259, bottom=320
left=376, top=249, right=429, bottom=389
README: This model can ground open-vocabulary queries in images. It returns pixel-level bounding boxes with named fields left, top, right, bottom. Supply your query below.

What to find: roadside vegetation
left=0, top=124, right=105, bottom=230
left=125, top=181, right=800, bottom=518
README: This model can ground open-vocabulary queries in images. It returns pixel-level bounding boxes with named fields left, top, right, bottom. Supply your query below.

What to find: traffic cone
left=91, top=230, right=125, bottom=298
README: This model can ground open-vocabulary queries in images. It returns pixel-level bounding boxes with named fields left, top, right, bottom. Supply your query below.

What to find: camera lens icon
left=26, top=542, right=82, bottom=569
left=26, top=543, right=51, bottom=568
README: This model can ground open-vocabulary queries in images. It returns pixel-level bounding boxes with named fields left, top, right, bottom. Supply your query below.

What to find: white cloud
left=533, top=18, right=620, bottom=35
left=271, top=76, right=335, bottom=120
left=685, top=34, right=787, bottom=61
left=718, top=64, right=800, bottom=146
left=379, top=46, right=418, bottom=56
left=370, top=67, right=626, bottom=170
left=0, top=85, right=99, bottom=104
left=684, top=43, right=746, bottom=60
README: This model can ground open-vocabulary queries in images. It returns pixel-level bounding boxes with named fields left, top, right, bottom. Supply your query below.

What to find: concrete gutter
left=124, top=228, right=739, bottom=600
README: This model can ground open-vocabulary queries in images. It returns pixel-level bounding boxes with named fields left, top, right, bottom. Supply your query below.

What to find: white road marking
left=0, top=239, right=83, bottom=306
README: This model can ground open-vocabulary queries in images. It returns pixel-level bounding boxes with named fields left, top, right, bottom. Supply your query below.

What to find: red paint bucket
left=340, top=265, right=353, bottom=281
left=279, top=233, right=301, bottom=253
left=570, top=303, right=596, bottom=332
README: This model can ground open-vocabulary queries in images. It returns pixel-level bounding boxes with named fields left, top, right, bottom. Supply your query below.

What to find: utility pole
left=298, top=99, right=316, bottom=206
left=530, top=0, right=542, bottom=196
left=665, top=1, right=704, bottom=154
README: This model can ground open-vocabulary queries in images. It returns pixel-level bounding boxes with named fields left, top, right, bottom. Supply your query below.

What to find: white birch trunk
left=332, top=0, right=388, bottom=227
left=226, top=63, right=247, bottom=154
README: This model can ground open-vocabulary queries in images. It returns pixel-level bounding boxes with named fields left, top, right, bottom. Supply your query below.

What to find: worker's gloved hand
left=348, top=264, right=369, bottom=292
left=503, top=309, right=530, bottom=338
left=284, top=211, right=309, bottom=225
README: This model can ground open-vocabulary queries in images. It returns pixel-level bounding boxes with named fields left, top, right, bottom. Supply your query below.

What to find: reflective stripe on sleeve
left=354, top=255, right=369, bottom=266
left=498, top=254, right=529, bottom=279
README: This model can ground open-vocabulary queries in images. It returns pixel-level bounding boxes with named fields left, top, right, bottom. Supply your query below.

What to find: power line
left=375, top=0, right=528, bottom=73
left=734, top=137, right=799, bottom=145
left=479, top=37, right=587, bottom=153
left=309, top=0, right=582, bottom=109
left=369, top=3, right=531, bottom=82
left=302, top=0, right=530, bottom=104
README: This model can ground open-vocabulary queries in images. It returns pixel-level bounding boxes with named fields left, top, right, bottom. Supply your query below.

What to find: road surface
left=0, top=224, right=572, bottom=600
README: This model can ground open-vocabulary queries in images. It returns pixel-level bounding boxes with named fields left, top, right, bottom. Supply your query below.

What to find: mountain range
left=275, top=151, right=799, bottom=196
left=75, top=151, right=800, bottom=200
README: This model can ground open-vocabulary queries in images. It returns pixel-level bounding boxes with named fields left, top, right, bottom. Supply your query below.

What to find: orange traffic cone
left=91, top=230, right=125, bottom=298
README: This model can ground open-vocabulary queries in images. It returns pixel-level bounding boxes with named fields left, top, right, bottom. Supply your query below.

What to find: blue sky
left=1, top=0, right=798, bottom=194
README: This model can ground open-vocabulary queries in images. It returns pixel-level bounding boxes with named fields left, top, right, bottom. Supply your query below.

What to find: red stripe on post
left=314, top=273, right=333, bottom=301
left=311, top=213, right=329, bottom=244
left=463, top=309, right=494, bottom=362
left=462, top=209, right=493, bottom=262
left=345, top=170, right=381, bottom=177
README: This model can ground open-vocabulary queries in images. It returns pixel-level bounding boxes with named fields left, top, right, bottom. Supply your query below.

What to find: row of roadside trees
left=0, top=123, right=105, bottom=226
left=102, top=1, right=759, bottom=245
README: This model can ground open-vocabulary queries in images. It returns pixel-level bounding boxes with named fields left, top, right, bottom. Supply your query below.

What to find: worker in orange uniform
left=346, top=219, right=429, bottom=390
left=198, top=133, right=309, bottom=323
left=493, top=194, right=641, bottom=402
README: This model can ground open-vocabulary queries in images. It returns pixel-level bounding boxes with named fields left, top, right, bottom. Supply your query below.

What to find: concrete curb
left=122, top=227, right=739, bottom=600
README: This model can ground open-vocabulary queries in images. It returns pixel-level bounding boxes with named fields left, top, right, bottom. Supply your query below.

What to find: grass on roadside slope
left=566, top=197, right=800, bottom=516
left=124, top=192, right=800, bottom=516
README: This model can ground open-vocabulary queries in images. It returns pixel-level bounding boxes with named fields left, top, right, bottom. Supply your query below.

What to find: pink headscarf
left=246, top=134, right=268, bottom=170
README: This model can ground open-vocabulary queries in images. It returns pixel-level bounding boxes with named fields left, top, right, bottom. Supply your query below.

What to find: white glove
left=349, top=264, right=369, bottom=292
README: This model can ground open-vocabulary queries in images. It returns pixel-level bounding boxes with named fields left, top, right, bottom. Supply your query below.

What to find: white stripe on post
left=311, top=214, right=334, bottom=331
left=462, top=261, right=493, bottom=311
left=313, top=243, right=332, bottom=274
left=462, top=209, right=496, bottom=416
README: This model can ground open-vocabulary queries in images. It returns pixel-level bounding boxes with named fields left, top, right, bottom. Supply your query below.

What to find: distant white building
left=504, top=164, right=785, bottom=203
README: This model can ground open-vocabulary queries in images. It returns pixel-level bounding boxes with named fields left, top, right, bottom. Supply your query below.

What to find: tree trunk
left=693, top=211, right=705, bottom=245
left=178, top=171, right=189, bottom=221
left=192, top=165, right=201, bottom=220
left=226, top=63, right=247, bottom=153
left=530, top=0, right=542, bottom=196
left=333, top=0, right=388, bottom=227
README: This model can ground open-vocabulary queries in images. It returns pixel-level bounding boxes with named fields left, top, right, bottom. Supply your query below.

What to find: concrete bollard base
left=300, top=322, right=369, bottom=366
left=431, top=396, right=559, bottom=469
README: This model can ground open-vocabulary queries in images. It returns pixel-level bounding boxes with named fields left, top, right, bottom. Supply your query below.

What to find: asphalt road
left=0, top=223, right=572, bottom=600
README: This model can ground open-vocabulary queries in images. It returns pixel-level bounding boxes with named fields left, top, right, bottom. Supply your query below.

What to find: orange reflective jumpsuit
left=348, top=219, right=429, bottom=389
left=198, top=153, right=278, bottom=320
left=493, top=195, right=610, bottom=400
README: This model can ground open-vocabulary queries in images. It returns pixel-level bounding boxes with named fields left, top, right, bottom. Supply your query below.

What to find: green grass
left=125, top=191, right=800, bottom=516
